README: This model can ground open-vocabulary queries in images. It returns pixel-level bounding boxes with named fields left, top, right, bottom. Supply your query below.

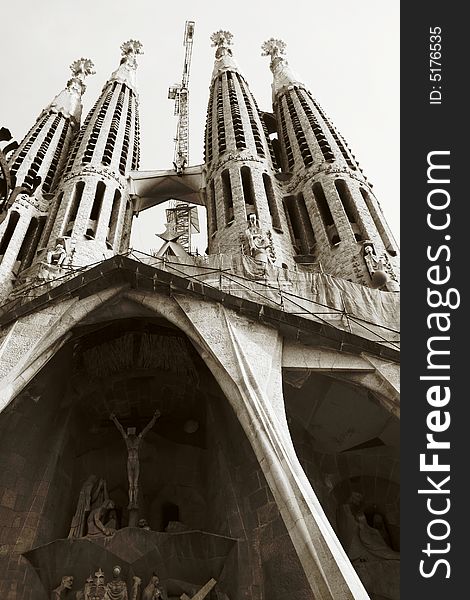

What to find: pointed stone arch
left=0, top=284, right=373, bottom=599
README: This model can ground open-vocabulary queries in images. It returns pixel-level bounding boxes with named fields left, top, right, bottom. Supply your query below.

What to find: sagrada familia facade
left=0, top=30, right=400, bottom=600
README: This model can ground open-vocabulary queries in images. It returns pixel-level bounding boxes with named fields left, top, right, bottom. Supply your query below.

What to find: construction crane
left=166, top=20, right=199, bottom=254
left=168, top=19, right=194, bottom=174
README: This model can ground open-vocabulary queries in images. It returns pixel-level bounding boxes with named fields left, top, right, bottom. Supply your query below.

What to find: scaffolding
left=165, top=201, right=199, bottom=254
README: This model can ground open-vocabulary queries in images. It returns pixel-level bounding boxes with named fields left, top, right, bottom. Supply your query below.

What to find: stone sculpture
left=78, top=569, right=106, bottom=600
left=110, top=409, right=161, bottom=509
left=68, top=475, right=107, bottom=539
left=47, top=239, right=68, bottom=267
left=337, top=492, right=400, bottom=563
left=362, top=241, right=389, bottom=288
left=75, top=575, right=93, bottom=600
left=86, top=499, right=116, bottom=538
left=337, top=492, right=400, bottom=600
left=142, top=573, right=166, bottom=600
left=51, top=575, right=73, bottom=599
left=103, top=565, right=129, bottom=600
left=244, top=213, right=274, bottom=264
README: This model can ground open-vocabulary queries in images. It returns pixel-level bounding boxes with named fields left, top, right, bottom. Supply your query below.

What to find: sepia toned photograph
left=0, top=2, right=400, bottom=599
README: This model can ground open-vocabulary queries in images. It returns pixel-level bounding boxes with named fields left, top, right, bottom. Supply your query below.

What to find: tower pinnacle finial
left=210, top=30, right=233, bottom=54
left=262, top=38, right=303, bottom=98
left=261, top=38, right=287, bottom=62
left=70, top=58, right=96, bottom=82
left=67, top=58, right=95, bottom=96
left=120, top=40, right=144, bottom=60
left=210, top=30, right=238, bottom=80
left=108, top=40, right=143, bottom=93
left=42, top=58, right=95, bottom=124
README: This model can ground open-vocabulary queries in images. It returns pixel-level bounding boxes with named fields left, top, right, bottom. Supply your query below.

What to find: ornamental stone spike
left=69, top=58, right=96, bottom=85
left=261, top=38, right=304, bottom=99
left=210, top=30, right=239, bottom=81
left=120, top=39, right=144, bottom=60
left=108, top=40, right=144, bottom=94
left=261, top=38, right=287, bottom=62
left=43, top=57, right=95, bottom=125
left=210, top=30, right=233, bottom=52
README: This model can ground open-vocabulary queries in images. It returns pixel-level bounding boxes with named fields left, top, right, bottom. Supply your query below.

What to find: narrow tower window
left=236, top=74, right=265, bottom=157
left=240, top=166, right=256, bottom=214
left=23, top=216, right=46, bottom=269
left=204, top=87, right=216, bottom=164
left=360, top=188, right=397, bottom=255
left=295, top=90, right=335, bottom=163
left=312, top=97, right=356, bottom=169
left=82, top=87, right=115, bottom=165
left=226, top=72, right=246, bottom=150
left=207, top=179, right=217, bottom=236
left=43, top=121, right=69, bottom=193
left=334, top=179, right=367, bottom=242
left=103, top=86, right=126, bottom=167
left=312, top=182, right=340, bottom=245
left=278, top=100, right=295, bottom=171
left=0, top=211, right=20, bottom=261
left=285, top=93, right=313, bottom=167
left=283, top=194, right=315, bottom=255
left=131, top=97, right=141, bottom=171
left=63, top=181, right=85, bottom=236
left=24, top=114, right=62, bottom=188
left=120, top=90, right=133, bottom=175
left=118, top=199, right=134, bottom=253
left=87, top=181, right=106, bottom=238
left=65, top=98, right=100, bottom=173
left=10, top=114, right=49, bottom=176
left=262, top=174, right=282, bottom=231
left=16, top=217, right=39, bottom=269
left=221, top=169, right=234, bottom=225
left=215, top=78, right=226, bottom=155
left=40, top=192, right=63, bottom=251
left=107, top=189, right=122, bottom=249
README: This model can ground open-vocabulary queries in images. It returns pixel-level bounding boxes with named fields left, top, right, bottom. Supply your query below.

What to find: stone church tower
left=0, top=30, right=400, bottom=600
left=0, top=58, right=94, bottom=296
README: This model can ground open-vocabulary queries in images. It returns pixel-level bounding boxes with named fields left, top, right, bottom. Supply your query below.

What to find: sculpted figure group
left=51, top=568, right=216, bottom=600
left=68, top=476, right=116, bottom=539
left=60, top=409, right=219, bottom=599
left=68, top=409, right=161, bottom=539
left=51, top=566, right=161, bottom=600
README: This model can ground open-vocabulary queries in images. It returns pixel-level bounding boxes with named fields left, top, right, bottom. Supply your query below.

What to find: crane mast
left=166, top=20, right=198, bottom=254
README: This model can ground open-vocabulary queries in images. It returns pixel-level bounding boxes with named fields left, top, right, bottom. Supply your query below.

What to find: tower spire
left=0, top=58, right=94, bottom=297
left=210, top=30, right=240, bottom=82
left=108, top=40, right=143, bottom=93
left=203, top=31, right=295, bottom=267
left=262, top=38, right=303, bottom=99
left=42, top=58, right=95, bottom=127
left=261, top=38, right=399, bottom=289
left=32, top=41, right=143, bottom=275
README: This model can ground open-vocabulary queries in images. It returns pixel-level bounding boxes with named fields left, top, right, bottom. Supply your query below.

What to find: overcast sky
left=1, top=0, right=399, bottom=255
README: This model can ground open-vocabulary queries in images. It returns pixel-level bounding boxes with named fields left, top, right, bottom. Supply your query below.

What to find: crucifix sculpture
left=110, top=409, right=161, bottom=511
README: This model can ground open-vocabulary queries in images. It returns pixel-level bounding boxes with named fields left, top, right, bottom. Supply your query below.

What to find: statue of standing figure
left=103, top=565, right=129, bottom=600
left=110, top=409, right=161, bottom=509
